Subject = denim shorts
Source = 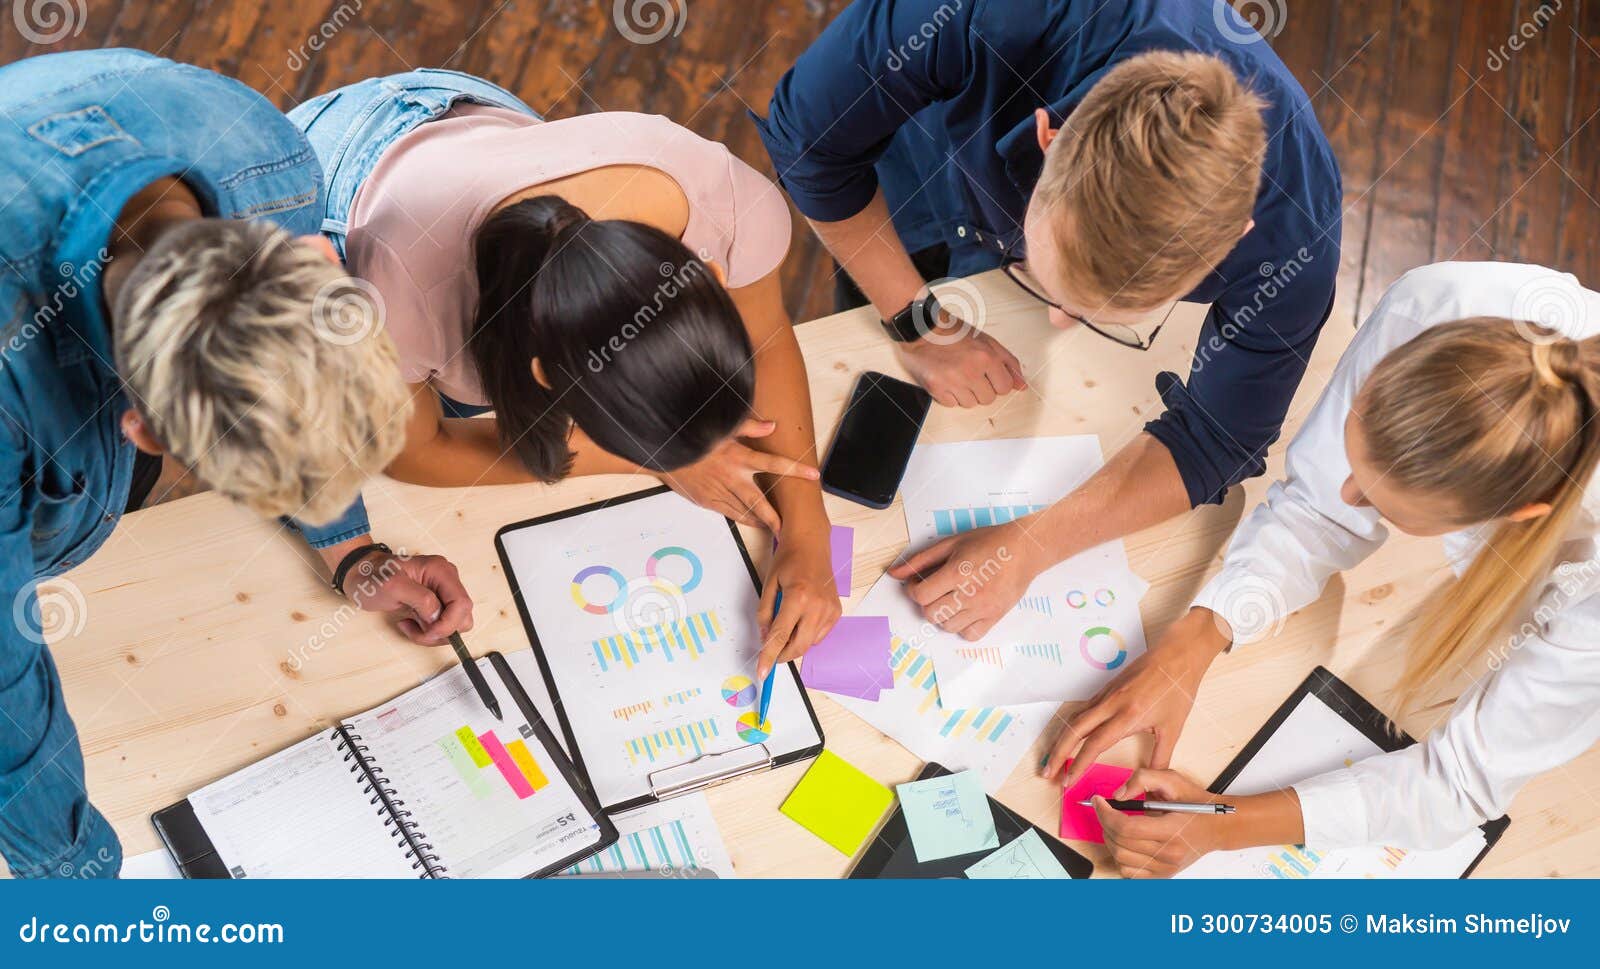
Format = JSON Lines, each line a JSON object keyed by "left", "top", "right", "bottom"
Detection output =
{"left": 286, "top": 68, "right": 540, "bottom": 259}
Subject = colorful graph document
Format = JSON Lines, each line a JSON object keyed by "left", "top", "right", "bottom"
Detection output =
{"left": 964, "top": 830, "right": 1072, "bottom": 879}
{"left": 896, "top": 769, "right": 999, "bottom": 862}
{"left": 829, "top": 577, "right": 1056, "bottom": 792}
{"left": 559, "top": 791, "right": 736, "bottom": 878}
{"left": 1177, "top": 693, "right": 1487, "bottom": 878}
{"left": 897, "top": 436, "right": 1151, "bottom": 708}
{"left": 780, "top": 750, "right": 895, "bottom": 856}
{"left": 498, "top": 491, "right": 822, "bottom": 808}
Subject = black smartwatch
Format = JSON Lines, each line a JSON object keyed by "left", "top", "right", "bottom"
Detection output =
{"left": 881, "top": 292, "right": 943, "bottom": 343}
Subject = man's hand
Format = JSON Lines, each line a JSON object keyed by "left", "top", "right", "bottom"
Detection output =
{"left": 342, "top": 550, "right": 474, "bottom": 646}
{"left": 659, "top": 418, "right": 820, "bottom": 534}
{"left": 755, "top": 523, "right": 843, "bottom": 678}
{"left": 897, "top": 326, "right": 1026, "bottom": 408}
{"left": 1095, "top": 769, "right": 1224, "bottom": 878}
{"left": 1043, "top": 608, "right": 1231, "bottom": 787}
{"left": 886, "top": 520, "right": 1041, "bottom": 640}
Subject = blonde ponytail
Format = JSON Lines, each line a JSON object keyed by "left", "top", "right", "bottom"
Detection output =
{"left": 1357, "top": 321, "right": 1600, "bottom": 709}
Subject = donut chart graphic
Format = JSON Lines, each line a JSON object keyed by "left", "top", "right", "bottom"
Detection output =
{"left": 571, "top": 565, "right": 628, "bottom": 615}
{"left": 646, "top": 546, "right": 703, "bottom": 594}
{"left": 1078, "top": 626, "right": 1128, "bottom": 671}
{"left": 721, "top": 675, "right": 757, "bottom": 707}
{"left": 736, "top": 712, "right": 772, "bottom": 743}
{"left": 1065, "top": 589, "right": 1088, "bottom": 609}
{"left": 1093, "top": 588, "right": 1116, "bottom": 607}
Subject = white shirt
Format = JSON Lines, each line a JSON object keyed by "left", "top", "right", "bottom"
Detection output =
{"left": 1192, "top": 262, "right": 1600, "bottom": 850}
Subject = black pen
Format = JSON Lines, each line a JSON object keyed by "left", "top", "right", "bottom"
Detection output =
{"left": 449, "top": 632, "right": 502, "bottom": 721}
{"left": 1077, "top": 798, "right": 1235, "bottom": 815}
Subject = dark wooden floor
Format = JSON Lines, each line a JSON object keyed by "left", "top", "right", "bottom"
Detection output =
{"left": 5, "top": 1, "right": 1597, "bottom": 326}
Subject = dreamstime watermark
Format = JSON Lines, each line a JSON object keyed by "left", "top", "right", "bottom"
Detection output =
{"left": 1204, "top": 571, "right": 1289, "bottom": 643}
{"left": 285, "top": 551, "right": 408, "bottom": 672}
{"left": 1213, "top": 0, "right": 1287, "bottom": 45}
{"left": 285, "top": 0, "right": 363, "bottom": 71}
{"left": 585, "top": 256, "right": 710, "bottom": 373}
{"left": 612, "top": 0, "right": 686, "bottom": 45}
{"left": 1509, "top": 270, "right": 1588, "bottom": 346}
{"left": 909, "top": 546, "right": 1014, "bottom": 639}
{"left": 310, "top": 275, "right": 385, "bottom": 346}
{"left": 911, "top": 276, "right": 990, "bottom": 346}
{"left": 12, "top": 577, "right": 88, "bottom": 646}
{"left": 1193, "top": 246, "right": 1315, "bottom": 374}
{"left": 884, "top": 0, "right": 962, "bottom": 72}
{"left": 17, "top": 907, "right": 284, "bottom": 945}
{"left": 3, "top": 249, "right": 110, "bottom": 370}
{"left": 1486, "top": 0, "right": 1563, "bottom": 72}
{"left": 1486, "top": 558, "right": 1600, "bottom": 672}
{"left": 11, "top": 0, "right": 85, "bottom": 45}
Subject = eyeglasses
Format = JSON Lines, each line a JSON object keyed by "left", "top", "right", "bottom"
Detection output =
{"left": 1000, "top": 257, "right": 1174, "bottom": 351}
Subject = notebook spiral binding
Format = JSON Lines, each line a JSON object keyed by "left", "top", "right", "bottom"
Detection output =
{"left": 333, "top": 725, "right": 448, "bottom": 878}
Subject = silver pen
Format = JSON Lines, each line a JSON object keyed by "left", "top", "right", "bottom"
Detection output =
{"left": 1076, "top": 798, "right": 1235, "bottom": 815}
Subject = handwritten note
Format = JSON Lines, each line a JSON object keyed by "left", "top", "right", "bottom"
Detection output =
{"left": 800, "top": 616, "right": 893, "bottom": 700}
{"left": 896, "top": 769, "right": 999, "bottom": 862}
{"left": 1059, "top": 761, "right": 1141, "bottom": 843}
{"left": 780, "top": 750, "right": 894, "bottom": 856}
{"left": 965, "top": 829, "right": 1071, "bottom": 879}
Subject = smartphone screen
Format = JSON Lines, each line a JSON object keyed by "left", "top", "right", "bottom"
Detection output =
{"left": 821, "top": 372, "right": 933, "bottom": 509}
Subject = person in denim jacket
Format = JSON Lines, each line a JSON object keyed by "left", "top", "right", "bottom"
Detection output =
{"left": 0, "top": 49, "right": 471, "bottom": 878}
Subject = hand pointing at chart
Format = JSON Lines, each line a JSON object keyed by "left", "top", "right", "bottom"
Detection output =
{"left": 888, "top": 520, "right": 1043, "bottom": 641}
{"left": 756, "top": 519, "right": 842, "bottom": 678}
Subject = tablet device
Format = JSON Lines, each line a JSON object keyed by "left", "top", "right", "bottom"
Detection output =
{"left": 848, "top": 762, "right": 1093, "bottom": 878}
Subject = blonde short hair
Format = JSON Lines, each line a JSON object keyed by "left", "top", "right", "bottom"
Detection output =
{"left": 113, "top": 220, "right": 410, "bottom": 525}
{"left": 1034, "top": 51, "right": 1268, "bottom": 310}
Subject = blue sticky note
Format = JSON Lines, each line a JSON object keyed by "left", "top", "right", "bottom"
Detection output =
{"left": 964, "top": 829, "right": 1071, "bottom": 879}
{"left": 896, "top": 770, "right": 999, "bottom": 862}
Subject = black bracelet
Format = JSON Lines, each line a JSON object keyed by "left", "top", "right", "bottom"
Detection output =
{"left": 331, "top": 542, "right": 392, "bottom": 595}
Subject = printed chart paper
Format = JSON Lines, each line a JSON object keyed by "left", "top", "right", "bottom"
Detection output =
{"left": 829, "top": 576, "right": 1056, "bottom": 792}
{"left": 498, "top": 491, "right": 820, "bottom": 808}
{"left": 558, "top": 791, "right": 735, "bottom": 878}
{"left": 1178, "top": 693, "right": 1488, "bottom": 879}
{"left": 898, "top": 437, "right": 1150, "bottom": 707}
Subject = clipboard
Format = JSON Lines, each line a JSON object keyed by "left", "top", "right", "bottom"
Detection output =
{"left": 153, "top": 652, "right": 617, "bottom": 878}
{"left": 495, "top": 486, "right": 825, "bottom": 814}
{"left": 1207, "top": 665, "right": 1509, "bottom": 878}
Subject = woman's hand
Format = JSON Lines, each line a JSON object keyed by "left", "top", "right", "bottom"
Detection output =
{"left": 755, "top": 523, "right": 843, "bottom": 677}
{"left": 659, "top": 418, "right": 820, "bottom": 534}
{"left": 1095, "top": 768, "right": 1226, "bottom": 878}
{"left": 1043, "top": 607, "right": 1231, "bottom": 787}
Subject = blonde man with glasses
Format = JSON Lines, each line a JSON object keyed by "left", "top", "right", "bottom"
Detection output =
{"left": 756, "top": 0, "right": 1341, "bottom": 640}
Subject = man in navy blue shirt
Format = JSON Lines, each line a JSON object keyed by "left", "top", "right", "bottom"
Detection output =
{"left": 755, "top": 0, "right": 1341, "bottom": 640}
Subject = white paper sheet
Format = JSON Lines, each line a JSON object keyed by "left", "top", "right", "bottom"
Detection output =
{"left": 497, "top": 491, "right": 821, "bottom": 808}
{"left": 829, "top": 576, "right": 1057, "bottom": 792}
{"left": 1178, "top": 693, "right": 1490, "bottom": 879}
{"left": 120, "top": 848, "right": 182, "bottom": 879}
{"left": 556, "top": 791, "right": 736, "bottom": 878}
{"left": 897, "top": 436, "right": 1150, "bottom": 706}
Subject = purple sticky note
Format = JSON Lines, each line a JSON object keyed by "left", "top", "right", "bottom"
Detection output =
{"left": 830, "top": 525, "right": 854, "bottom": 593}
{"left": 801, "top": 616, "right": 892, "bottom": 701}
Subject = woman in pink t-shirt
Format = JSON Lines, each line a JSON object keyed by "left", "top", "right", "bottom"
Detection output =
{"left": 291, "top": 69, "right": 839, "bottom": 669}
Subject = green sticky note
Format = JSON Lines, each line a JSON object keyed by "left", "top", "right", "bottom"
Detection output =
{"left": 780, "top": 750, "right": 894, "bottom": 856}
{"left": 455, "top": 726, "right": 492, "bottom": 768}
{"left": 896, "top": 769, "right": 999, "bottom": 862}
{"left": 964, "top": 829, "right": 1071, "bottom": 879}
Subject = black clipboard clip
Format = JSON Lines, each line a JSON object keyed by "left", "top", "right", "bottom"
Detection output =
{"left": 647, "top": 742, "right": 775, "bottom": 801}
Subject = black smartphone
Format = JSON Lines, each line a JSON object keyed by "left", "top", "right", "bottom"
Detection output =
{"left": 820, "top": 371, "right": 933, "bottom": 509}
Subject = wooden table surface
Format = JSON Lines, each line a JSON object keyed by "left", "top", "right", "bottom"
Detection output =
{"left": 50, "top": 270, "right": 1599, "bottom": 878}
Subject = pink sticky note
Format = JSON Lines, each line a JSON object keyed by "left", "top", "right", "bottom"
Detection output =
{"left": 478, "top": 730, "right": 535, "bottom": 799}
{"left": 1059, "top": 762, "right": 1142, "bottom": 843}
{"left": 801, "top": 616, "right": 892, "bottom": 701}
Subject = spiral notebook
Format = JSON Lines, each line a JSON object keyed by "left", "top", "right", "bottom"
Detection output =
{"left": 151, "top": 652, "right": 616, "bottom": 878}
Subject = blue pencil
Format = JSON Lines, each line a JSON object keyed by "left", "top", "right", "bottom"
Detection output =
{"left": 756, "top": 589, "right": 782, "bottom": 727}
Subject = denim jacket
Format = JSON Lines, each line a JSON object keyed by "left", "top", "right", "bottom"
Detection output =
{"left": 0, "top": 48, "right": 321, "bottom": 877}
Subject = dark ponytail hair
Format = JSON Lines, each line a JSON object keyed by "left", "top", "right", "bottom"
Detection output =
{"left": 468, "top": 196, "right": 755, "bottom": 480}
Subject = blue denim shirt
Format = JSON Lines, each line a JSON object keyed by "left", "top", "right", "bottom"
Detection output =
{"left": 755, "top": 0, "right": 1343, "bottom": 505}
{"left": 0, "top": 49, "right": 322, "bottom": 877}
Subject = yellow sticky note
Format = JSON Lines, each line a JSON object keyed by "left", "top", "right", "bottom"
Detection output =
{"left": 780, "top": 750, "right": 894, "bottom": 856}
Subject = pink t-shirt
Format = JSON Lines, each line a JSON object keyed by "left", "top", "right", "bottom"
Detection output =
{"left": 344, "top": 106, "right": 793, "bottom": 405}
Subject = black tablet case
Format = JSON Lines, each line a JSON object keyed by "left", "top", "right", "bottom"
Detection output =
{"left": 848, "top": 762, "right": 1095, "bottom": 879}
{"left": 494, "top": 486, "right": 825, "bottom": 813}
{"left": 151, "top": 652, "right": 617, "bottom": 879}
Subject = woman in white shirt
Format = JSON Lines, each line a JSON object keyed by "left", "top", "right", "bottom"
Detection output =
{"left": 1040, "top": 262, "right": 1600, "bottom": 876}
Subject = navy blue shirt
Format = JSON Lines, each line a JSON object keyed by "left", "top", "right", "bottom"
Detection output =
{"left": 755, "top": 0, "right": 1343, "bottom": 506}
